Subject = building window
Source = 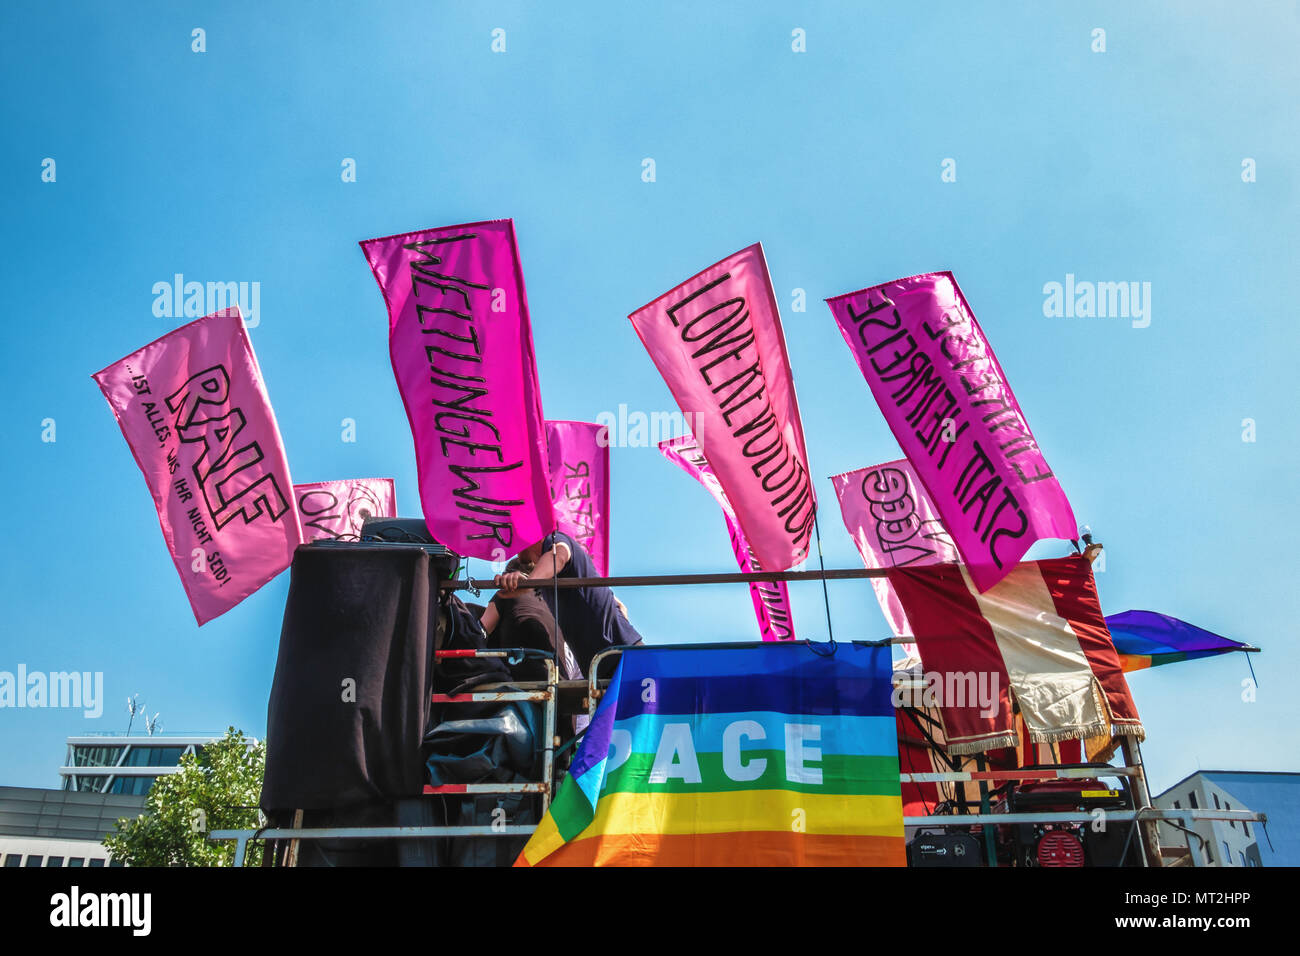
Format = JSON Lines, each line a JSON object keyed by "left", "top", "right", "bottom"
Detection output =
{"left": 1173, "top": 800, "right": 1181, "bottom": 809}
{"left": 1222, "top": 842, "right": 1230, "bottom": 864}
{"left": 24, "top": 856, "right": 43, "bottom": 867}
{"left": 68, "top": 857, "right": 85, "bottom": 867}
{"left": 1244, "top": 821, "right": 1251, "bottom": 838}
{"left": 123, "top": 746, "right": 185, "bottom": 767}
{"left": 1238, "top": 851, "right": 1246, "bottom": 867}
{"left": 3, "top": 855, "right": 22, "bottom": 867}
{"left": 109, "top": 859, "right": 125, "bottom": 868}
{"left": 1213, "top": 793, "right": 1221, "bottom": 809}
{"left": 88, "top": 858, "right": 105, "bottom": 867}
{"left": 1189, "top": 792, "right": 1198, "bottom": 809}
{"left": 46, "top": 856, "right": 64, "bottom": 867}
{"left": 73, "top": 745, "right": 124, "bottom": 768}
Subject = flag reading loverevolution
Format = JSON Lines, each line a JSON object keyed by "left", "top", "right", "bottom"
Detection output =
{"left": 828, "top": 273, "right": 1076, "bottom": 591}
{"left": 830, "top": 460, "right": 956, "bottom": 642}
{"left": 294, "top": 478, "right": 397, "bottom": 542}
{"left": 630, "top": 245, "right": 816, "bottom": 572}
{"left": 517, "top": 644, "right": 905, "bottom": 866}
{"left": 545, "top": 421, "right": 609, "bottom": 575}
{"left": 660, "top": 435, "right": 795, "bottom": 642}
{"left": 92, "top": 308, "right": 300, "bottom": 625}
{"left": 360, "top": 220, "right": 552, "bottom": 560}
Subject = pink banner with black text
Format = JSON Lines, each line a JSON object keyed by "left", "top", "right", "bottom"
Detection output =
{"left": 831, "top": 460, "right": 957, "bottom": 646}
{"left": 295, "top": 478, "right": 397, "bottom": 542}
{"left": 630, "top": 244, "right": 816, "bottom": 572}
{"left": 361, "top": 220, "right": 552, "bottom": 560}
{"left": 545, "top": 421, "right": 609, "bottom": 575}
{"left": 92, "top": 308, "right": 300, "bottom": 625}
{"left": 827, "top": 273, "right": 1076, "bottom": 591}
{"left": 660, "top": 435, "right": 795, "bottom": 642}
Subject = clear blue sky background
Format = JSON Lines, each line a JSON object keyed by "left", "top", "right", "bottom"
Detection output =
{"left": 2, "top": 2, "right": 1295, "bottom": 795}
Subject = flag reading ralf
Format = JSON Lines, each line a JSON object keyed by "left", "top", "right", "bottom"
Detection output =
{"left": 545, "top": 421, "right": 609, "bottom": 576}
{"left": 660, "top": 435, "right": 795, "bottom": 642}
{"left": 828, "top": 273, "right": 1076, "bottom": 591}
{"left": 294, "top": 478, "right": 397, "bottom": 542}
{"left": 361, "top": 220, "right": 552, "bottom": 560}
{"left": 517, "top": 644, "right": 904, "bottom": 866}
{"left": 630, "top": 244, "right": 815, "bottom": 572}
{"left": 831, "top": 460, "right": 956, "bottom": 643}
{"left": 92, "top": 308, "right": 300, "bottom": 625}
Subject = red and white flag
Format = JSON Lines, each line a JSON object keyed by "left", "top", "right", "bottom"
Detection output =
{"left": 889, "top": 556, "right": 1142, "bottom": 755}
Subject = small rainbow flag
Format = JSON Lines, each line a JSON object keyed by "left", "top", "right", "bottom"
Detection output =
{"left": 517, "top": 643, "right": 905, "bottom": 866}
{"left": 1106, "top": 610, "right": 1253, "bottom": 672}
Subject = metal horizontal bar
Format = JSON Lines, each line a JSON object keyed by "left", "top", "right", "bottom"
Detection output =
{"left": 208, "top": 826, "right": 537, "bottom": 841}
{"left": 905, "top": 809, "right": 1266, "bottom": 826}
{"left": 423, "top": 783, "right": 548, "bottom": 794}
{"left": 444, "top": 567, "right": 890, "bottom": 591}
{"left": 431, "top": 691, "right": 551, "bottom": 703}
{"left": 901, "top": 766, "right": 1140, "bottom": 783}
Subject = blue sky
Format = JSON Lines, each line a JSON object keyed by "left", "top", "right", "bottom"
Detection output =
{"left": 1, "top": 2, "right": 1296, "bottom": 795}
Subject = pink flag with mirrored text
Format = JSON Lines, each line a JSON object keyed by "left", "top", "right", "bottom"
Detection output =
{"left": 661, "top": 435, "right": 796, "bottom": 642}
{"left": 92, "top": 308, "right": 301, "bottom": 625}
{"left": 831, "top": 460, "right": 957, "bottom": 645}
{"left": 295, "top": 478, "right": 397, "bottom": 542}
{"left": 361, "top": 220, "right": 553, "bottom": 561}
{"left": 631, "top": 244, "right": 816, "bottom": 572}
{"left": 827, "top": 273, "right": 1076, "bottom": 591}
{"left": 545, "top": 421, "right": 609, "bottom": 575}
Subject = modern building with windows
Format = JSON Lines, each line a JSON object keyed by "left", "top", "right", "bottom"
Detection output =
{"left": 1153, "top": 770, "right": 1300, "bottom": 867}
{"left": 0, "top": 786, "right": 144, "bottom": 868}
{"left": 60, "top": 734, "right": 224, "bottom": 796}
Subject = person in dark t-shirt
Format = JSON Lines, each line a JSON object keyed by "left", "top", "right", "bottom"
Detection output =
{"left": 493, "top": 530, "right": 643, "bottom": 675}
{"left": 479, "top": 559, "right": 580, "bottom": 682}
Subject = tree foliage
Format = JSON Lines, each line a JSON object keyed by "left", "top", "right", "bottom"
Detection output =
{"left": 103, "top": 727, "right": 265, "bottom": 867}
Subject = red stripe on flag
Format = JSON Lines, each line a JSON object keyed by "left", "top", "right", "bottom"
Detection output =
{"left": 1037, "top": 557, "right": 1143, "bottom": 732}
{"left": 889, "top": 563, "right": 1017, "bottom": 753}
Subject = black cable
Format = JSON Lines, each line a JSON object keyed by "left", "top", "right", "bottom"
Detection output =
{"left": 808, "top": 509, "right": 837, "bottom": 656}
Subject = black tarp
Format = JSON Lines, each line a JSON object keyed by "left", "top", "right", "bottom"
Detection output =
{"left": 261, "top": 545, "right": 442, "bottom": 812}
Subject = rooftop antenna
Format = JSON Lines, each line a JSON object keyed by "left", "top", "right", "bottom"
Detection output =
{"left": 126, "top": 695, "right": 144, "bottom": 735}
{"left": 145, "top": 712, "right": 163, "bottom": 736}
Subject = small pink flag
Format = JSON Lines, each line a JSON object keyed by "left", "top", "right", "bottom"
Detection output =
{"left": 295, "top": 478, "right": 397, "bottom": 542}
{"left": 630, "top": 244, "right": 816, "bottom": 572}
{"left": 92, "top": 308, "right": 300, "bottom": 625}
{"left": 544, "top": 421, "right": 610, "bottom": 576}
{"left": 361, "top": 220, "right": 553, "bottom": 560}
{"left": 660, "top": 435, "right": 796, "bottom": 642}
{"left": 831, "top": 460, "right": 957, "bottom": 645}
{"left": 827, "top": 273, "right": 1077, "bottom": 591}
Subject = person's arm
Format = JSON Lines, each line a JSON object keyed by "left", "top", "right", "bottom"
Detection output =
{"left": 493, "top": 540, "right": 572, "bottom": 592}
{"left": 480, "top": 600, "right": 500, "bottom": 635}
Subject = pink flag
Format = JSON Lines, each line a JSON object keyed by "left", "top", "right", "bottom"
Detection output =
{"left": 830, "top": 461, "right": 957, "bottom": 644}
{"left": 545, "top": 421, "right": 610, "bottom": 576}
{"left": 827, "top": 273, "right": 1076, "bottom": 591}
{"left": 92, "top": 308, "right": 300, "bottom": 625}
{"left": 295, "top": 478, "right": 397, "bottom": 542}
{"left": 360, "top": 220, "right": 552, "bottom": 561}
{"left": 660, "top": 435, "right": 796, "bottom": 642}
{"left": 630, "top": 244, "right": 815, "bottom": 572}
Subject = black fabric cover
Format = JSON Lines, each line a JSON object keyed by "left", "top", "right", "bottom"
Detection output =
{"left": 489, "top": 589, "right": 581, "bottom": 681}
{"left": 261, "top": 545, "right": 441, "bottom": 812}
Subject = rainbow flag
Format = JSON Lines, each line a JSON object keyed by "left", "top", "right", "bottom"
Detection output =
{"left": 1105, "top": 610, "right": 1253, "bottom": 672}
{"left": 517, "top": 644, "right": 905, "bottom": 866}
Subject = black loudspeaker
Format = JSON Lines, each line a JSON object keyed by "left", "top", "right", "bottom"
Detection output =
{"left": 356, "top": 516, "right": 461, "bottom": 580}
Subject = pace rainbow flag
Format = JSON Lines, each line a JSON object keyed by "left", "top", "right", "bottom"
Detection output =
{"left": 516, "top": 644, "right": 905, "bottom": 866}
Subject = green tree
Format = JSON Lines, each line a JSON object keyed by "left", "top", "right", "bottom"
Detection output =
{"left": 103, "top": 727, "right": 265, "bottom": 866}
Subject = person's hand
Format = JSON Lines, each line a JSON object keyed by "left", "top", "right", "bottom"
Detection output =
{"left": 494, "top": 570, "right": 527, "bottom": 595}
